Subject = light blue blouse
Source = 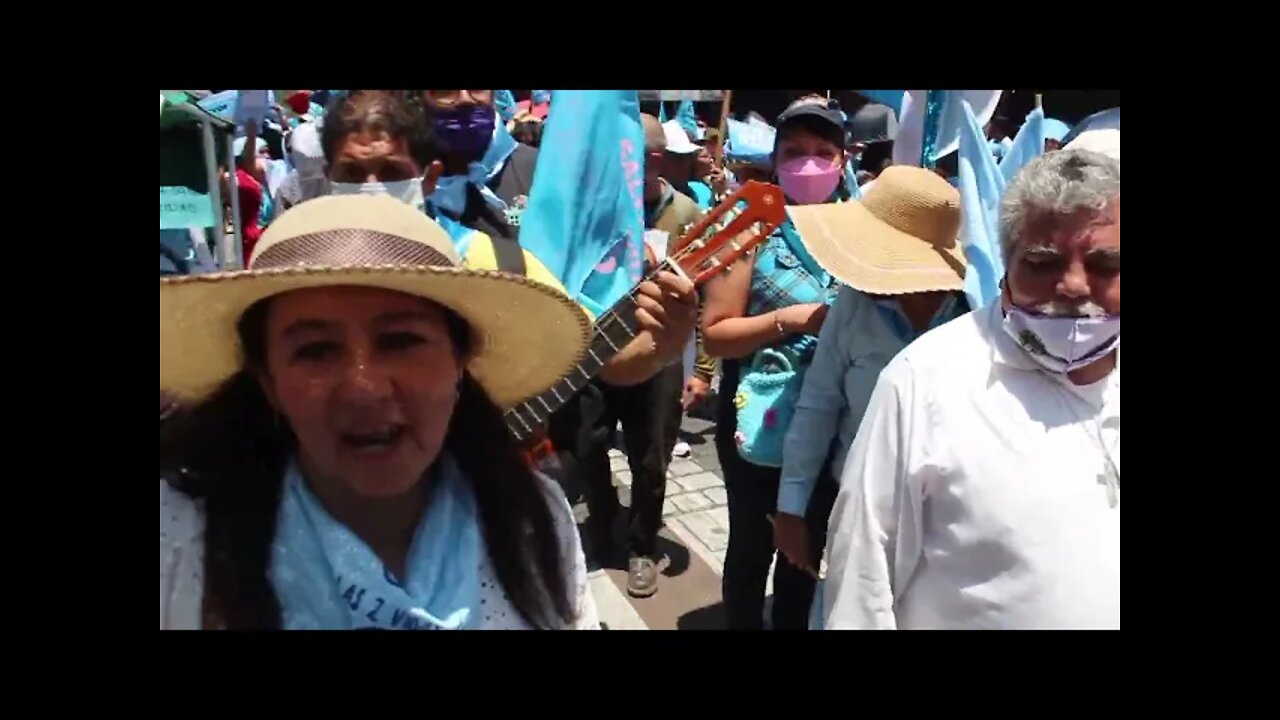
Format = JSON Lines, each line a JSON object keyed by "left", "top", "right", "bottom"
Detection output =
{"left": 777, "top": 286, "right": 967, "bottom": 516}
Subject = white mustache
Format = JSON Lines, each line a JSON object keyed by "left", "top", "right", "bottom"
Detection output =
{"left": 1034, "top": 300, "right": 1108, "bottom": 318}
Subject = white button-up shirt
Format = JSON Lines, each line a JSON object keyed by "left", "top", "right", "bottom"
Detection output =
{"left": 824, "top": 302, "right": 1119, "bottom": 629}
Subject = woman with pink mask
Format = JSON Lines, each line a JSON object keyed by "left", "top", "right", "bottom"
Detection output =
{"left": 700, "top": 96, "right": 849, "bottom": 629}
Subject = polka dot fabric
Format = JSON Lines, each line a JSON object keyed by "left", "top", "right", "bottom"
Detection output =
{"left": 159, "top": 481, "right": 205, "bottom": 630}
{"left": 159, "top": 476, "right": 599, "bottom": 630}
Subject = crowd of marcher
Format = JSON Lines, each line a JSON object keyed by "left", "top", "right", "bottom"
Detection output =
{"left": 160, "top": 89, "right": 1119, "bottom": 630}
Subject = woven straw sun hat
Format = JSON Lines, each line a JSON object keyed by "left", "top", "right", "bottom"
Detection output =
{"left": 159, "top": 193, "right": 591, "bottom": 409}
{"left": 786, "top": 165, "right": 966, "bottom": 295}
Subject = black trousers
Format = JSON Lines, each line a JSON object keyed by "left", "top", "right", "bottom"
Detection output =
{"left": 548, "top": 364, "right": 685, "bottom": 558}
{"left": 714, "top": 365, "right": 838, "bottom": 630}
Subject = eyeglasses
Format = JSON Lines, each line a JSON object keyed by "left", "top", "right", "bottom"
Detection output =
{"left": 425, "top": 90, "right": 493, "bottom": 107}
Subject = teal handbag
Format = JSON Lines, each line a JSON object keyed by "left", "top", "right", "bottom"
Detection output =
{"left": 734, "top": 347, "right": 808, "bottom": 468}
{"left": 734, "top": 221, "right": 833, "bottom": 467}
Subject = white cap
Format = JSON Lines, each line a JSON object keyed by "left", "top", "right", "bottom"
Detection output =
{"left": 662, "top": 120, "right": 700, "bottom": 155}
{"left": 1065, "top": 128, "right": 1120, "bottom": 160}
{"left": 1062, "top": 108, "right": 1120, "bottom": 161}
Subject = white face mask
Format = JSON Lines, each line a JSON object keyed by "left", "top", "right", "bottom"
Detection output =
{"left": 330, "top": 177, "right": 425, "bottom": 211}
{"left": 1002, "top": 306, "right": 1121, "bottom": 374}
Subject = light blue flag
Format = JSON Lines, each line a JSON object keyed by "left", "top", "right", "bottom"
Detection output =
{"left": 957, "top": 101, "right": 1007, "bottom": 310}
{"left": 658, "top": 101, "right": 668, "bottom": 123}
{"left": 495, "top": 90, "right": 517, "bottom": 123}
{"left": 999, "top": 108, "right": 1044, "bottom": 185}
{"left": 1043, "top": 118, "right": 1071, "bottom": 143}
{"left": 676, "top": 100, "right": 700, "bottom": 139}
{"left": 518, "top": 90, "right": 646, "bottom": 318}
{"left": 855, "top": 90, "right": 906, "bottom": 117}
{"left": 957, "top": 103, "right": 1045, "bottom": 310}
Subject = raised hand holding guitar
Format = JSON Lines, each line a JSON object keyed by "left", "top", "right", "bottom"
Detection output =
{"left": 637, "top": 271, "right": 698, "bottom": 356}
{"left": 509, "top": 181, "right": 788, "bottom": 471}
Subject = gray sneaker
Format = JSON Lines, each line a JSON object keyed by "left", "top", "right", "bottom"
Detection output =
{"left": 627, "top": 556, "right": 659, "bottom": 598}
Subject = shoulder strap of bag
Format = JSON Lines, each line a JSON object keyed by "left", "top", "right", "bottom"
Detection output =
{"left": 491, "top": 236, "right": 527, "bottom": 276}
{"left": 778, "top": 220, "right": 829, "bottom": 282}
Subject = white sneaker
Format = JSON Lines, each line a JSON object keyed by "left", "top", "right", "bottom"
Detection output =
{"left": 671, "top": 441, "right": 691, "bottom": 459}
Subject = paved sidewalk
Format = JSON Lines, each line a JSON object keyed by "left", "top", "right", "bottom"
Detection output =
{"left": 580, "top": 411, "right": 767, "bottom": 630}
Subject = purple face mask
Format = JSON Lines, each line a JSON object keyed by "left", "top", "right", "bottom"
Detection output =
{"left": 435, "top": 105, "right": 496, "bottom": 159}
{"left": 1002, "top": 306, "right": 1121, "bottom": 374}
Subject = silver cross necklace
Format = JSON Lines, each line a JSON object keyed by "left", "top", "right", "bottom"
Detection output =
{"left": 1051, "top": 380, "right": 1120, "bottom": 509}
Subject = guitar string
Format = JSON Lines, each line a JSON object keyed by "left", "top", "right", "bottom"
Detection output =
{"left": 505, "top": 193, "right": 780, "bottom": 440}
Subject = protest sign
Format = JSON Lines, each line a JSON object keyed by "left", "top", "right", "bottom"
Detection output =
{"left": 725, "top": 117, "right": 775, "bottom": 165}
{"left": 160, "top": 186, "right": 215, "bottom": 229}
{"left": 197, "top": 91, "right": 238, "bottom": 122}
{"left": 233, "top": 90, "right": 271, "bottom": 128}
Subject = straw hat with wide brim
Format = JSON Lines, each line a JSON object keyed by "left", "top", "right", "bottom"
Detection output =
{"left": 786, "top": 165, "right": 966, "bottom": 296}
{"left": 160, "top": 194, "right": 591, "bottom": 409}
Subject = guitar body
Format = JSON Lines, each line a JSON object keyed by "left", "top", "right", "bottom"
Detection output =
{"left": 507, "top": 181, "right": 787, "bottom": 473}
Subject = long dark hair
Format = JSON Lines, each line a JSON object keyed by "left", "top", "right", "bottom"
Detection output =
{"left": 160, "top": 297, "right": 575, "bottom": 629}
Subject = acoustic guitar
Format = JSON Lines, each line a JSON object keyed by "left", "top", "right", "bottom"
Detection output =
{"left": 506, "top": 180, "right": 787, "bottom": 471}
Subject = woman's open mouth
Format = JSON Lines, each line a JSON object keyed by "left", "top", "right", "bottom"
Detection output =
{"left": 340, "top": 425, "right": 407, "bottom": 457}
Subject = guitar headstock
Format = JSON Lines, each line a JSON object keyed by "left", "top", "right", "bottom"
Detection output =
{"left": 669, "top": 181, "right": 786, "bottom": 286}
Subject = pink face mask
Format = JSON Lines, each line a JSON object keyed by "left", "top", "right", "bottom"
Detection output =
{"left": 777, "top": 155, "right": 842, "bottom": 205}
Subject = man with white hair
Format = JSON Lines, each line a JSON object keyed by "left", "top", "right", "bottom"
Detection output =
{"left": 823, "top": 148, "right": 1120, "bottom": 629}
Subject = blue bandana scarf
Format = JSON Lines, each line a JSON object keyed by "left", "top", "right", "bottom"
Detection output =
{"left": 269, "top": 455, "right": 483, "bottom": 630}
{"left": 428, "top": 111, "right": 520, "bottom": 218}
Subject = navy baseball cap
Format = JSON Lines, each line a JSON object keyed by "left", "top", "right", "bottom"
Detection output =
{"left": 776, "top": 98, "right": 846, "bottom": 132}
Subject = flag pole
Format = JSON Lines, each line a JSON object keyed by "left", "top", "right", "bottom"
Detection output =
{"left": 711, "top": 90, "right": 734, "bottom": 203}
{"left": 714, "top": 90, "right": 733, "bottom": 166}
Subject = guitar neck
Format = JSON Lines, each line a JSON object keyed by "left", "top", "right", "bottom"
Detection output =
{"left": 504, "top": 286, "right": 646, "bottom": 441}
{"left": 505, "top": 180, "right": 786, "bottom": 446}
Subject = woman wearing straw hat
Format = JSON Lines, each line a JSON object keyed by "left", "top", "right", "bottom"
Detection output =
{"left": 700, "top": 95, "right": 853, "bottom": 630}
{"left": 159, "top": 194, "right": 600, "bottom": 630}
{"left": 776, "top": 166, "right": 971, "bottom": 608}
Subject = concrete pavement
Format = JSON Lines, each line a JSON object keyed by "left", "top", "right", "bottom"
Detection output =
{"left": 576, "top": 413, "right": 768, "bottom": 630}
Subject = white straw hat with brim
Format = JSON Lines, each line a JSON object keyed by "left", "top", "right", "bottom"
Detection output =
{"left": 786, "top": 165, "right": 966, "bottom": 296}
{"left": 160, "top": 194, "right": 592, "bottom": 409}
